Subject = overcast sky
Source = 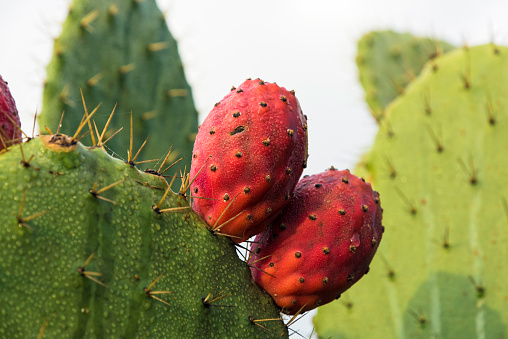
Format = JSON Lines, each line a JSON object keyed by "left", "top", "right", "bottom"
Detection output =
{"left": 0, "top": 0, "right": 506, "bottom": 336}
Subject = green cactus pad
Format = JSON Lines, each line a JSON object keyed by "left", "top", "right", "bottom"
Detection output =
{"left": 39, "top": 0, "right": 198, "bottom": 170}
{"left": 0, "top": 136, "right": 288, "bottom": 338}
{"left": 356, "top": 30, "right": 454, "bottom": 121}
{"left": 314, "top": 44, "right": 508, "bottom": 338}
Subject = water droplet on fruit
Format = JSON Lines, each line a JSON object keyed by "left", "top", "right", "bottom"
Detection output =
{"left": 351, "top": 233, "right": 361, "bottom": 248}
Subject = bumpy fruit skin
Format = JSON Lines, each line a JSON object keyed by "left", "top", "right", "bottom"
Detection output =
{"left": 249, "top": 168, "right": 383, "bottom": 315}
{"left": 0, "top": 75, "right": 21, "bottom": 150}
{"left": 190, "top": 79, "right": 308, "bottom": 243}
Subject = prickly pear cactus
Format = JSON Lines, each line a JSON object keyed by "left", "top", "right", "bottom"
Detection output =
{"left": 314, "top": 44, "right": 508, "bottom": 338}
{"left": 39, "top": 0, "right": 198, "bottom": 169}
{"left": 357, "top": 30, "right": 454, "bottom": 121}
{"left": 0, "top": 134, "right": 288, "bottom": 338}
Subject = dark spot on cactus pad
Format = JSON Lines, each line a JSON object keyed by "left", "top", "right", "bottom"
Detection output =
{"left": 347, "top": 274, "right": 354, "bottom": 281}
{"left": 323, "top": 247, "right": 330, "bottom": 254}
{"left": 286, "top": 168, "right": 291, "bottom": 175}
{"left": 269, "top": 262, "right": 274, "bottom": 267}
{"left": 267, "top": 208, "right": 272, "bottom": 214}
{"left": 339, "top": 209, "right": 346, "bottom": 215}
{"left": 309, "top": 214, "right": 317, "bottom": 220}
{"left": 265, "top": 175, "right": 271, "bottom": 182}
{"left": 210, "top": 165, "right": 217, "bottom": 172}
{"left": 295, "top": 251, "right": 302, "bottom": 258}
{"left": 349, "top": 244, "right": 357, "bottom": 253}
{"left": 342, "top": 177, "right": 349, "bottom": 184}
{"left": 236, "top": 88, "right": 243, "bottom": 93}
{"left": 235, "top": 151, "right": 243, "bottom": 158}
{"left": 243, "top": 187, "right": 250, "bottom": 194}
{"left": 287, "top": 129, "right": 294, "bottom": 137}
{"left": 232, "top": 111, "right": 241, "bottom": 118}
{"left": 230, "top": 125, "right": 246, "bottom": 136}
{"left": 371, "top": 238, "right": 377, "bottom": 247}
{"left": 315, "top": 184, "right": 322, "bottom": 188}
{"left": 280, "top": 95, "right": 287, "bottom": 102}
{"left": 259, "top": 102, "right": 267, "bottom": 107}
{"left": 280, "top": 223, "right": 287, "bottom": 230}
{"left": 290, "top": 89, "right": 296, "bottom": 95}
{"left": 231, "top": 86, "right": 236, "bottom": 91}
{"left": 323, "top": 277, "right": 329, "bottom": 284}
{"left": 223, "top": 193, "right": 230, "bottom": 202}
{"left": 361, "top": 205, "right": 369, "bottom": 212}
{"left": 299, "top": 277, "right": 305, "bottom": 283}
{"left": 262, "top": 138, "right": 270, "bottom": 146}
{"left": 209, "top": 127, "right": 215, "bottom": 135}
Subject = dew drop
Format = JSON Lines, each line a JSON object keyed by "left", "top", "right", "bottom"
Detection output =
{"left": 351, "top": 233, "right": 361, "bottom": 248}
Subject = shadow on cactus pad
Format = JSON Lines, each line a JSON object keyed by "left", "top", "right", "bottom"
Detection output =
{"left": 403, "top": 272, "right": 506, "bottom": 338}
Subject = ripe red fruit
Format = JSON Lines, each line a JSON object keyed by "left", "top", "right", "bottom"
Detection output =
{"left": 0, "top": 75, "right": 22, "bottom": 151}
{"left": 189, "top": 79, "right": 308, "bottom": 243}
{"left": 249, "top": 168, "right": 383, "bottom": 314}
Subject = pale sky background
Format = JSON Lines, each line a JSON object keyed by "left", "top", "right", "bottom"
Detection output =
{"left": 0, "top": 0, "right": 506, "bottom": 337}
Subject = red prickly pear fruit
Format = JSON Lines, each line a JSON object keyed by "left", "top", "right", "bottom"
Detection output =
{"left": 189, "top": 79, "right": 308, "bottom": 243}
{"left": 248, "top": 168, "right": 383, "bottom": 315}
{"left": 0, "top": 75, "right": 22, "bottom": 151}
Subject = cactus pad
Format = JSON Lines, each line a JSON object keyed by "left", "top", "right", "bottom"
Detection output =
{"left": 356, "top": 30, "right": 454, "bottom": 121}
{"left": 0, "top": 135, "right": 288, "bottom": 338}
{"left": 39, "top": 0, "right": 198, "bottom": 170}
{"left": 314, "top": 44, "right": 508, "bottom": 338}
